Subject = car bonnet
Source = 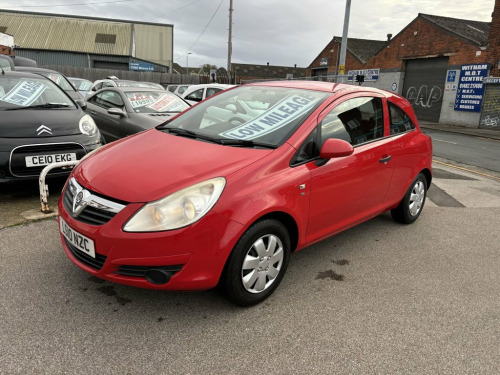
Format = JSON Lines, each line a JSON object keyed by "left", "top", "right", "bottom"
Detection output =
{"left": 73, "top": 128, "right": 273, "bottom": 202}
{"left": 0, "top": 108, "right": 85, "bottom": 138}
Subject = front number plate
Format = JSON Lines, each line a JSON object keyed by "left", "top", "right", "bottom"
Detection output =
{"left": 60, "top": 218, "right": 96, "bottom": 258}
{"left": 25, "top": 153, "right": 77, "bottom": 167}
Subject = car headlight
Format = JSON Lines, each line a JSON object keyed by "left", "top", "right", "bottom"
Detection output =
{"left": 123, "top": 177, "right": 226, "bottom": 232}
{"left": 79, "top": 114, "right": 97, "bottom": 136}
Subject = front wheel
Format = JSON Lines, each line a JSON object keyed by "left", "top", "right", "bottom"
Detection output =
{"left": 391, "top": 173, "right": 428, "bottom": 224}
{"left": 219, "top": 219, "right": 291, "bottom": 306}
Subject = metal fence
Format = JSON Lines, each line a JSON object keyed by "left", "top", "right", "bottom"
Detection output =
{"left": 240, "top": 75, "right": 352, "bottom": 84}
{"left": 40, "top": 65, "right": 200, "bottom": 86}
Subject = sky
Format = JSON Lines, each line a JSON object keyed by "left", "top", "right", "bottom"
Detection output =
{"left": 1, "top": 0, "right": 496, "bottom": 69}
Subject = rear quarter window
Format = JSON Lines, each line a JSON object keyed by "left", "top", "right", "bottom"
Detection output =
{"left": 389, "top": 103, "right": 416, "bottom": 134}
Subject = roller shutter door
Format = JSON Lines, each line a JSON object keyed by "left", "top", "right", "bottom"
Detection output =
{"left": 402, "top": 57, "right": 449, "bottom": 122}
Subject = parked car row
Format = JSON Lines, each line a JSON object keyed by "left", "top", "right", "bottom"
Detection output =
{"left": 0, "top": 60, "right": 235, "bottom": 184}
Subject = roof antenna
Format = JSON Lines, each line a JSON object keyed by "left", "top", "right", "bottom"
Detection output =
{"left": 1, "top": 68, "right": 5, "bottom": 75}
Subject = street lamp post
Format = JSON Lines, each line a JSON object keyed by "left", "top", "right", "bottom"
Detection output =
{"left": 186, "top": 52, "right": 192, "bottom": 75}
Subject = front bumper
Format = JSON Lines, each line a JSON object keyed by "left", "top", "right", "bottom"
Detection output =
{"left": 0, "top": 134, "right": 102, "bottom": 183}
{"left": 58, "top": 182, "right": 245, "bottom": 291}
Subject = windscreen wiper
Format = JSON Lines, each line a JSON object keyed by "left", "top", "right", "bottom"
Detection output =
{"left": 162, "top": 127, "right": 223, "bottom": 144}
{"left": 5, "top": 103, "right": 72, "bottom": 110}
{"left": 218, "top": 138, "right": 277, "bottom": 149}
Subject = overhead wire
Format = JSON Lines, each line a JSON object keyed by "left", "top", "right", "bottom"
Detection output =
{"left": 175, "top": 0, "right": 224, "bottom": 62}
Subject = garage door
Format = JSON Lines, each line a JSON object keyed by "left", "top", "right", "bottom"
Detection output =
{"left": 402, "top": 57, "right": 449, "bottom": 122}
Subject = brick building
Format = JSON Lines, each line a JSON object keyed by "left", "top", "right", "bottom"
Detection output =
{"left": 308, "top": 0, "right": 500, "bottom": 127}
{"left": 307, "top": 37, "right": 386, "bottom": 78}
{"left": 232, "top": 63, "right": 307, "bottom": 84}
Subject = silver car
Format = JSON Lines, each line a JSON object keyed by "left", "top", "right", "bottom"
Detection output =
{"left": 85, "top": 87, "right": 190, "bottom": 142}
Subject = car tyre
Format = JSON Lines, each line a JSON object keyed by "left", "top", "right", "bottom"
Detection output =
{"left": 219, "top": 219, "right": 291, "bottom": 307}
{"left": 391, "top": 173, "right": 427, "bottom": 224}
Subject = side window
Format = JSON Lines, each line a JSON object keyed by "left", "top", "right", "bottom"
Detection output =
{"left": 206, "top": 87, "right": 222, "bottom": 98}
{"left": 291, "top": 128, "right": 318, "bottom": 165}
{"left": 321, "top": 97, "right": 384, "bottom": 146}
{"left": 389, "top": 103, "right": 415, "bottom": 134}
{"left": 92, "top": 82, "right": 102, "bottom": 91}
{"left": 93, "top": 91, "right": 124, "bottom": 110}
{"left": 186, "top": 88, "right": 204, "bottom": 102}
{"left": 177, "top": 86, "right": 188, "bottom": 95}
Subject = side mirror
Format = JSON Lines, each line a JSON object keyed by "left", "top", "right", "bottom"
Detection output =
{"left": 75, "top": 99, "right": 87, "bottom": 110}
{"left": 319, "top": 138, "right": 354, "bottom": 159}
{"left": 108, "top": 108, "right": 126, "bottom": 117}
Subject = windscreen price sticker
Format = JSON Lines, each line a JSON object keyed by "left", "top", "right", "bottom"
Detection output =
{"left": 219, "top": 93, "right": 323, "bottom": 140}
{"left": 128, "top": 93, "right": 155, "bottom": 108}
{"left": 2, "top": 80, "right": 46, "bottom": 106}
{"left": 147, "top": 94, "right": 184, "bottom": 112}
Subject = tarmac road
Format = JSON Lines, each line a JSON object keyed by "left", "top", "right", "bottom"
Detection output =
{"left": 1, "top": 162, "right": 500, "bottom": 374}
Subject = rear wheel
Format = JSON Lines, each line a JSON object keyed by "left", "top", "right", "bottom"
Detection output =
{"left": 219, "top": 219, "right": 291, "bottom": 306}
{"left": 391, "top": 173, "right": 427, "bottom": 224}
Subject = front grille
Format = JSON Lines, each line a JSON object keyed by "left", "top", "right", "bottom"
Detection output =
{"left": 114, "top": 265, "right": 183, "bottom": 278}
{"left": 64, "top": 238, "right": 107, "bottom": 270}
{"left": 62, "top": 182, "right": 127, "bottom": 226}
{"left": 10, "top": 143, "right": 86, "bottom": 177}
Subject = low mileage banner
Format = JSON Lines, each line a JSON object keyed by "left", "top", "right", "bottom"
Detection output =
{"left": 454, "top": 64, "right": 488, "bottom": 112}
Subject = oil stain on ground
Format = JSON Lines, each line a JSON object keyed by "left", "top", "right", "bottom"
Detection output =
{"left": 96, "top": 285, "right": 132, "bottom": 306}
{"left": 316, "top": 270, "right": 344, "bottom": 281}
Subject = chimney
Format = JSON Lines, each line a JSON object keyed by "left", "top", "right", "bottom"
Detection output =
{"left": 488, "top": 0, "right": 500, "bottom": 75}
{"left": 387, "top": 33, "right": 392, "bottom": 42}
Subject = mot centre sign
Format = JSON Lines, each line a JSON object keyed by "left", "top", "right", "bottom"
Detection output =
{"left": 454, "top": 64, "right": 488, "bottom": 112}
{"left": 347, "top": 68, "right": 380, "bottom": 82}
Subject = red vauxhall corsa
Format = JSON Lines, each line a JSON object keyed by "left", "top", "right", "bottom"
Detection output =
{"left": 58, "top": 81, "right": 432, "bottom": 306}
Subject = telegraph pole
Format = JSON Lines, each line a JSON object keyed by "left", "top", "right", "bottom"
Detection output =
{"left": 338, "top": 0, "right": 351, "bottom": 78}
{"left": 227, "top": 0, "right": 233, "bottom": 83}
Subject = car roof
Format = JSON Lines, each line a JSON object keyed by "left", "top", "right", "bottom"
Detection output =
{"left": 15, "top": 66, "right": 61, "bottom": 74}
{"left": 96, "top": 87, "right": 173, "bottom": 95}
{"left": 244, "top": 80, "right": 393, "bottom": 97}
{"left": 68, "top": 77, "right": 90, "bottom": 81}
{"left": 0, "top": 70, "right": 53, "bottom": 79}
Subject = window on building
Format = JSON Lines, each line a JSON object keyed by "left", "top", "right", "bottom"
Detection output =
{"left": 95, "top": 33, "right": 117, "bottom": 44}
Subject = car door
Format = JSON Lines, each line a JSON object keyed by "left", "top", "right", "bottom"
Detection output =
{"left": 86, "top": 90, "right": 126, "bottom": 142}
{"left": 305, "top": 94, "right": 395, "bottom": 243}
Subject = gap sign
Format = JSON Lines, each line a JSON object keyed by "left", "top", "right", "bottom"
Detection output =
{"left": 454, "top": 64, "right": 488, "bottom": 112}
{"left": 129, "top": 62, "right": 154, "bottom": 72}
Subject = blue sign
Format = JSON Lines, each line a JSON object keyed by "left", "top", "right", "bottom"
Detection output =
{"left": 454, "top": 64, "right": 488, "bottom": 112}
{"left": 129, "top": 62, "right": 154, "bottom": 72}
{"left": 447, "top": 70, "right": 456, "bottom": 82}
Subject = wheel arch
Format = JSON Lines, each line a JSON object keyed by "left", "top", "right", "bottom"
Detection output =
{"left": 253, "top": 211, "right": 299, "bottom": 253}
{"left": 420, "top": 167, "right": 432, "bottom": 188}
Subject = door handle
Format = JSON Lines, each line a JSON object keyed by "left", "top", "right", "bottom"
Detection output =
{"left": 379, "top": 155, "right": 392, "bottom": 163}
{"left": 91, "top": 111, "right": 97, "bottom": 115}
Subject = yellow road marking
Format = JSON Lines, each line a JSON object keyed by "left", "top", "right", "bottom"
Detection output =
{"left": 433, "top": 160, "right": 500, "bottom": 182}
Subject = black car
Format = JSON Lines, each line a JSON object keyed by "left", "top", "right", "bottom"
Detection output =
{"left": 85, "top": 87, "right": 190, "bottom": 142}
{"left": 0, "top": 71, "right": 103, "bottom": 184}
{"left": 15, "top": 67, "right": 84, "bottom": 101}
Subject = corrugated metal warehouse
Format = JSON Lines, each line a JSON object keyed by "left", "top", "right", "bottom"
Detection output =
{"left": 0, "top": 9, "right": 173, "bottom": 73}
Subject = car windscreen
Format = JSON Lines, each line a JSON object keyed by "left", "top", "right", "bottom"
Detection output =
{"left": 125, "top": 91, "right": 190, "bottom": 113}
{"left": 0, "top": 76, "right": 75, "bottom": 110}
{"left": 69, "top": 79, "right": 92, "bottom": 91}
{"left": 43, "top": 72, "right": 74, "bottom": 91}
{"left": 162, "top": 86, "right": 330, "bottom": 146}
